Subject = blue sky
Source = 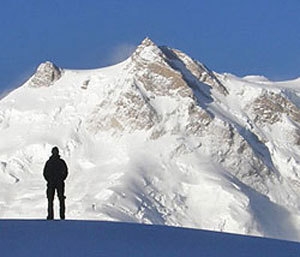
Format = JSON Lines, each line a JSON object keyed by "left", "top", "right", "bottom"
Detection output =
{"left": 1, "top": 0, "right": 300, "bottom": 92}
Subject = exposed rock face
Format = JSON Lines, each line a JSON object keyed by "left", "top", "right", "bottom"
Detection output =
{"left": 87, "top": 82, "right": 159, "bottom": 133}
{"left": 29, "top": 61, "right": 62, "bottom": 87}
{"left": 130, "top": 38, "right": 194, "bottom": 98}
{"left": 160, "top": 47, "right": 229, "bottom": 96}
{"left": 251, "top": 91, "right": 300, "bottom": 125}
{"left": 185, "top": 103, "right": 212, "bottom": 136}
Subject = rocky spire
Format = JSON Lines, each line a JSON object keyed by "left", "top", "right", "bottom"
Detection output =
{"left": 131, "top": 37, "right": 165, "bottom": 64}
{"left": 139, "top": 37, "right": 157, "bottom": 47}
{"left": 29, "top": 61, "right": 62, "bottom": 87}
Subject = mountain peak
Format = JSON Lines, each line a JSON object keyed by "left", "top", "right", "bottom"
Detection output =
{"left": 130, "top": 37, "right": 164, "bottom": 63}
{"left": 140, "top": 37, "right": 157, "bottom": 47}
{"left": 29, "top": 61, "right": 62, "bottom": 87}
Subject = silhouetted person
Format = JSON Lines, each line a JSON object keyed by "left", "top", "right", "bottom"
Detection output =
{"left": 43, "top": 146, "right": 68, "bottom": 220}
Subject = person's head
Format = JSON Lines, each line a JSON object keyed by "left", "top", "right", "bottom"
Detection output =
{"left": 51, "top": 146, "right": 59, "bottom": 156}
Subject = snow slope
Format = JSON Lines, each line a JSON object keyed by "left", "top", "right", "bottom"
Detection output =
{"left": 1, "top": 38, "right": 300, "bottom": 242}
{"left": 1, "top": 220, "right": 300, "bottom": 257}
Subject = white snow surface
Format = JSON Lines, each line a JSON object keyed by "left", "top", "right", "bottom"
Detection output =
{"left": 1, "top": 220, "right": 300, "bottom": 257}
{"left": 1, "top": 38, "right": 300, "bottom": 242}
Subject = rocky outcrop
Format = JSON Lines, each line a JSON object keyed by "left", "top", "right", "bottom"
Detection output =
{"left": 129, "top": 38, "right": 194, "bottom": 98}
{"left": 29, "top": 61, "right": 62, "bottom": 87}
{"left": 86, "top": 82, "right": 160, "bottom": 133}
{"left": 251, "top": 91, "right": 300, "bottom": 125}
{"left": 160, "top": 47, "right": 229, "bottom": 96}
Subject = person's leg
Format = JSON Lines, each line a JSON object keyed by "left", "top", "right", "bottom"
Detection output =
{"left": 46, "top": 186, "right": 55, "bottom": 220}
{"left": 57, "top": 182, "right": 66, "bottom": 220}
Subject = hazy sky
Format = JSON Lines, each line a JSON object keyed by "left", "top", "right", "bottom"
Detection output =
{"left": 1, "top": 0, "right": 300, "bottom": 92}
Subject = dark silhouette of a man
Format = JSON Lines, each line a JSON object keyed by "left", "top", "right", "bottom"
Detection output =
{"left": 43, "top": 146, "right": 68, "bottom": 220}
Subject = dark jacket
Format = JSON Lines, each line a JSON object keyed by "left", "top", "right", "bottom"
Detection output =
{"left": 43, "top": 154, "right": 68, "bottom": 185}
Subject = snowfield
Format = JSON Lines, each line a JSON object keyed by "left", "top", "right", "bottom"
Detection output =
{"left": 1, "top": 220, "right": 300, "bottom": 257}
{"left": 1, "top": 38, "right": 300, "bottom": 242}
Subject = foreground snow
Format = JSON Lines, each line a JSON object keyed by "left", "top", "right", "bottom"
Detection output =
{"left": 0, "top": 220, "right": 299, "bottom": 257}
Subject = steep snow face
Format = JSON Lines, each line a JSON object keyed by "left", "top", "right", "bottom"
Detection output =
{"left": 1, "top": 38, "right": 300, "bottom": 242}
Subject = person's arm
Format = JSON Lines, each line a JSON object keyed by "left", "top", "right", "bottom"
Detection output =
{"left": 43, "top": 161, "right": 50, "bottom": 181}
{"left": 61, "top": 160, "right": 68, "bottom": 180}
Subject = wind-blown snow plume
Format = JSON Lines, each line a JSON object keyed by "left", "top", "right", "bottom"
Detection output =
{"left": 109, "top": 43, "right": 136, "bottom": 65}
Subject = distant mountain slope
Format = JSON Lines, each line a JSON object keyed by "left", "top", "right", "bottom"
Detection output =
{"left": 1, "top": 38, "right": 300, "bottom": 241}
{"left": 1, "top": 220, "right": 300, "bottom": 257}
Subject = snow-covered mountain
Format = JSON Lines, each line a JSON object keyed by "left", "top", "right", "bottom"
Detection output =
{"left": 1, "top": 38, "right": 300, "bottom": 241}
